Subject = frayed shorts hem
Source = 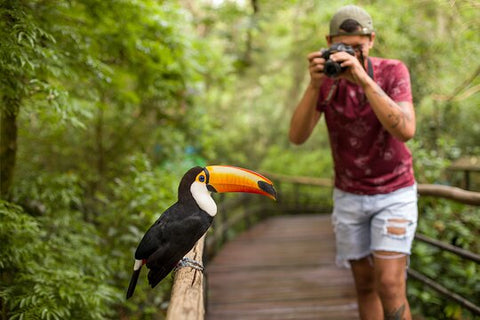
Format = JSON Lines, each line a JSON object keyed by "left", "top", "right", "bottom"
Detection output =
{"left": 336, "top": 250, "right": 412, "bottom": 269}
{"left": 371, "top": 246, "right": 411, "bottom": 255}
{"left": 336, "top": 251, "right": 372, "bottom": 269}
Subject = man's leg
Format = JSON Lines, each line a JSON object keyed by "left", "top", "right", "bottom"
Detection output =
{"left": 350, "top": 256, "right": 383, "bottom": 320}
{"left": 369, "top": 185, "right": 418, "bottom": 320}
{"left": 373, "top": 251, "right": 411, "bottom": 320}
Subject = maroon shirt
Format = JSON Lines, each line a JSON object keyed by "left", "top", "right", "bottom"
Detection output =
{"left": 316, "top": 57, "right": 415, "bottom": 195}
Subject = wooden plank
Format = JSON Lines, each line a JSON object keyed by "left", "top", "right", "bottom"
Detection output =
{"left": 207, "top": 300, "right": 358, "bottom": 320}
{"left": 206, "top": 215, "right": 359, "bottom": 320}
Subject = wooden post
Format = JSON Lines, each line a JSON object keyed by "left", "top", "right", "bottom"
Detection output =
{"left": 166, "top": 236, "right": 205, "bottom": 320}
{"left": 464, "top": 170, "right": 470, "bottom": 190}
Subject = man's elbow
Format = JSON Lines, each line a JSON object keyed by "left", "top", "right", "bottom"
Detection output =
{"left": 396, "top": 127, "right": 415, "bottom": 142}
{"left": 289, "top": 131, "right": 306, "bottom": 145}
{"left": 290, "top": 138, "right": 305, "bottom": 145}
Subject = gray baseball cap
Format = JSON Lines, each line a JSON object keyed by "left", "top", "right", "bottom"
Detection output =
{"left": 329, "top": 5, "right": 374, "bottom": 36}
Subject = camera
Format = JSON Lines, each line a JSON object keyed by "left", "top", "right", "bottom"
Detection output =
{"left": 321, "top": 43, "right": 356, "bottom": 78}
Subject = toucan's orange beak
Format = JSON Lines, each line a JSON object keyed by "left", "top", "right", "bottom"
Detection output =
{"left": 204, "top": 165, "right": 277, "bottom": 201}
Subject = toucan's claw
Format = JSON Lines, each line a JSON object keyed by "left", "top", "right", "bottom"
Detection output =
{"left": 175, "top": 257, "right": 205, "bottom": 273}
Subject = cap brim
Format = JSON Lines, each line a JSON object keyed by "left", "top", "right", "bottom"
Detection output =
{"left": 329, "top": 30, "right": 373, "bottom": 37}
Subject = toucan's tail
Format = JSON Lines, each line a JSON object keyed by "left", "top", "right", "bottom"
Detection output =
{"left": 126, "top": 260, "right": 143, "bottom": 299}
{"left": 147, "top": 265, "right": 172, "bottom": 289}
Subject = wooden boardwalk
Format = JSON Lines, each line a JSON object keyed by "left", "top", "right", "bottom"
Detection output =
{"left": 206, "top": 214, "right": 359, "bottom": 320}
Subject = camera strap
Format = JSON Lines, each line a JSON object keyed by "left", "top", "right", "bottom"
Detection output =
{"left": 324, "top": 81, "right": 338, "bottom": 106}
{"left": 367, "top": 57, "right": 374, "bottom": 80}
{"left": 323, "top": 57, "right": 374, "bottom": 106}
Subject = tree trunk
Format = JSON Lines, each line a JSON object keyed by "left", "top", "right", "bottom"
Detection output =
{"left": 0, "top": 97, "right": 19, "bottom": 200}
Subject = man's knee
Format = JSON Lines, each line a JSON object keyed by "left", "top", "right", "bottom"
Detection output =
{"left": 373, "top": 252, "right": 407, "bottom": 300}
{"left": 377, "top": 273, "right": 403, "bottom": 299}
{"left": 376, "top": 265, "right": 405, "bottom": 300}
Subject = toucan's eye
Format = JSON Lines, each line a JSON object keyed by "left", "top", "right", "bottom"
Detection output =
{"left": 198, "top": 175, "right": 205, "bottom": 183}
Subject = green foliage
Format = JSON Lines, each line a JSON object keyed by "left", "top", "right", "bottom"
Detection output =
{"left": 408, "top": 137, "right": 459, "bottom": 184}
{"left": 409, "top": 198, "right": 480, "bottom": 319}
{"left": 0, "top": 201, "right": 117, "bottom": 320}
{"left": 260, "top": 143, "right": 332, "bottom": 177}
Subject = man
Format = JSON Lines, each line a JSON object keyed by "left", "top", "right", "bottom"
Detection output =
{"left": 289, "top": 5, "right": 417, "bottom": 320}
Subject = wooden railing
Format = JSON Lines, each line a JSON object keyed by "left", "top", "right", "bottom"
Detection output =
{"left": 166, "top": 236, "right": 206, "bottom": 320}
{"left": 165, "top": 173, "right": 480, "bottom": 319}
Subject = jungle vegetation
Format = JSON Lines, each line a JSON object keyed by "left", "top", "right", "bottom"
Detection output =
{"left": 1, "top": 0, "right": 479, "bottom": 319}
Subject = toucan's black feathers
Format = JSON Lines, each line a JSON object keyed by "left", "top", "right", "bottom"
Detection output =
{"left": 141, "top": 206, "right": 213, "bottom": 288}
{"left": 147, "top": 261, "right": 176, "bottom": 288}
{"left": 134, "top": 203, "right": 212, "bottom": 260}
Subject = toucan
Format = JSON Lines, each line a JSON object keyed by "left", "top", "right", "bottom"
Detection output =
{"left": 126, "top": 165, "right": 276, "bottom": 299}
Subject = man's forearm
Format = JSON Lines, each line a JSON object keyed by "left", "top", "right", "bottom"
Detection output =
{"left": 289, "top": 83, "right": 322, "bottom": 145}
{"left": 362, "top": 77, "right": 415, "bottom": 141}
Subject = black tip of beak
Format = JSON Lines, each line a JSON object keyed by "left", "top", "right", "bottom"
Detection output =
{"left": 258, "top": 181, "right": 277, "bottom": 200}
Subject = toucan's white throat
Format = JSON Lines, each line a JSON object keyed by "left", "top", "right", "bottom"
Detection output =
{"left": 190, "top": 181, "right": 217, "bottom": 217}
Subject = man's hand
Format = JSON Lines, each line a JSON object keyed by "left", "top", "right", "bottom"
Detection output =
{"left": 307, "top": 51, "right": 327, "bottom": 89}
{"left": 329, "top": 51, "right": 370, "bottom": 87}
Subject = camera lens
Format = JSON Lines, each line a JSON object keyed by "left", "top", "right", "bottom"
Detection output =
{"left": 324, "top": 60, "right": 343, "bottom": 78}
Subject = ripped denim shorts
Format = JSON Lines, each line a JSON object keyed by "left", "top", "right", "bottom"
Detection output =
{"left": 331, "top": 184, "right": 418, "bottom": 268}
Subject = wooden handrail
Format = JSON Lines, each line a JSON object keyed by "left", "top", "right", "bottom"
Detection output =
{"left": 265, "top": 172, "right": 480, "bottom": 205}
{"left": 415, "top": 233, "right": 480, "bottom": 263}
{"left": 166, "top": 236, "right": 206, "bottom": 320}
{"left": 416, "top": 183, "right": 480, "bottom": 205}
